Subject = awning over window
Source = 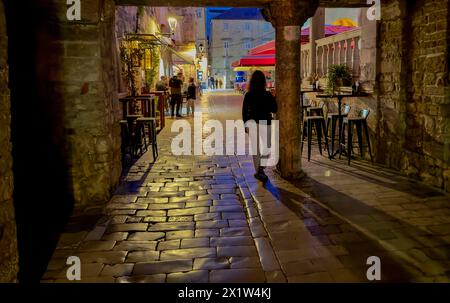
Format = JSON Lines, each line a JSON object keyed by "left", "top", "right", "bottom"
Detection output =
{"left": 233, "top": 66, "right": 274, "bottom": 72}
{"left": 231, "top": 54, "right": 275, "bottom": 68}
{"left": 163, "top": 45, "right": 195, "bottom": 65}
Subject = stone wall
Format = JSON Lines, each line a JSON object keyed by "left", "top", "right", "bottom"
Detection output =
{"left": 0, "top": 0, "right": 18, "bottom": 282}
{"left": 378, "top": 0, "right": 450, "bottom": 192}
{"left": 45, "top": 0, "right": 123, "bottom": 208}
{"left": 377, "top": 0, "right": 408, "bottom": 169}
{"left": 404, "top": 0, "right": 450, "bottom": 191}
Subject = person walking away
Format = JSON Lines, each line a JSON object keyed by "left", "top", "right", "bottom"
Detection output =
{"left": 210, "top": 76, "right": 215, "bottom": 89}
{"left": 215, "top": 79, "right": 219, "bottom": 90}
{"left": 186, "top": 78, "right": 197, "bottom": 116}
{"left": 242, "top": 70, "right": 278, "bottom": 182}
{"left": 169, "top": 75, "right": 183, "bottom": 118}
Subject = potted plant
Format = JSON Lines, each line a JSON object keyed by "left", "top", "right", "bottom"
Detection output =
{"left": 326, "top": 64, "right": 352, "bottom": 96}
{"left": 120, "top": 39, "right": 138, "bottom": 96}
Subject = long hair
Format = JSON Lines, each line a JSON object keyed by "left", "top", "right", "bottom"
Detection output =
{"left": 248, "top": 70, "right": 266, "bottom": 92}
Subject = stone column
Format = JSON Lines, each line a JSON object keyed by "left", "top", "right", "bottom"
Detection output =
{"left": 0, "top": 0, "right": 19, "bottom": 283}
{"left": 20, "top": 0, "right": 121, "bottom": 208}
{"left": 345, "top": 39, "right": 353, "bottom": 66}
{"left": 308, "top": 7, "right": 324, "bottom": 79}
{"left": 358, "top": 7, "right": 377, "bottom": 91}
{"left": 263, "top": 0, "right": 319, "bottom": 179}
{"left": 352, "top": 37, "right": 361, "bottom": 76}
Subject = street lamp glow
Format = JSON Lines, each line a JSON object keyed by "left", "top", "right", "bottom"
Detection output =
{"left": 168, "top": 17, "right": 178, "bottom": 34}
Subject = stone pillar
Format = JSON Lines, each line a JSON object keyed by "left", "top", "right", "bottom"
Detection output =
{"left": 345, "top": 39, "right": 353, "bottom": 66}
{"left": 11, "top": 0, "right": 121, "bottom": 209}
{"left": 377, "top": 0, "right": 408, "bottom": 168}
{"left": 358, "top": 7, "right": 377, "bottom": 91}
{"left": 264, "top": 0, "right": 319, "bottom": 179}
{"left": 339, "top": 40, "right": 346, "bottom": 65}
{"left": 308, "top": 7, "right": 324, "bottom": 79}
{"left": 352, "top": 36, "right": 360, "bottom": 77}
{"left": 50, "top": 0, "right": 122, "bottom": 207}
{"left": 326, "top": 44, "right": 331, "bottom": 73}
{"left": 0, "top": 0, "right": 19, "bottom": 283}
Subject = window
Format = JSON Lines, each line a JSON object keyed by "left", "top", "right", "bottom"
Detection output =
{"left": 244, "top": 41, "right": 252, "bottom": 50}
{"left": 196, "top": 9, "right": 202, "bottom": 18}
{"left": 244, "top": 22, "right": 251, "bottom": 31}
{"left": 263, "top": 22, "right": 271, "bottom": 32}
{"left": 223, "top": 22, "right": 229, "bottom": 32}
{"left": 224, "top": 41, "right": 229, "bottom": 49}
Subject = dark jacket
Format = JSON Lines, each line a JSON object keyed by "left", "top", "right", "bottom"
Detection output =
{"left": 242, "top": 90, "right": 277, "bottom": 124}
{"left": 169, "top": 77, "right": 182, "bottom": 95}
{"left": 187, "top": 83, "right": 196, "bottom": 100}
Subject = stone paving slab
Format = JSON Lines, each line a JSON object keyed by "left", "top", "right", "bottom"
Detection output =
{"left": 42, "top": 92, "right": 450, "bottom": 283}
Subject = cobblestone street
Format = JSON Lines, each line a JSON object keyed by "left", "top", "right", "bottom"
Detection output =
{"left": 43, "top": 91, "right": 450, "bottom": 283}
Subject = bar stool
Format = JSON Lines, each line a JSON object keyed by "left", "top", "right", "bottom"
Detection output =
{"left": 136, "top": 117, "right": 158, "bottom": 162}
{"left": 307, "top": 101, "right": 325, "bottom": 117}
{"left": 125, "top": 115, "right": 142, "bottom": 156}
{"left": 301, "top": 115, "right": 330, "bottom": 161}
{"left": 301, "top": 94, "right": 312, "bottom": 117}
{"left": 120, "top": 120, "right": 131, "bottom": 165}
{"left": 327, "top": 104, "right": 351, "bottom": 154}
{"left": 339, "top": 109, "right": 373, "bottom": 165}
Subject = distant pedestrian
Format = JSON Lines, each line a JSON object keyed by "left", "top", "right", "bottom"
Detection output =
{"left": 215, "top": 79, "right": 219, "bottom": 89}
{"left": 242, "top": 70, "right": 278, "bottom": 182}
{"left": 186, "top": 78, "right": 196, "bottom": 116}
{"left": 156, "top": 76, "right": 168, "bottom": 92}
{"left": 219, "top": 79, "right": 223, "bottom": 89}
{"left": 169, "top": 75, "right": 183, "bottom": 117}
{"left": 210, "top": 76, "right": 215, "bottom": 89}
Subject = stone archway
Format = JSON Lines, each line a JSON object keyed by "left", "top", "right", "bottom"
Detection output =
{"left": 2, "top": 0, "right": 448, "bottom": 283}
{"left": 0, "top": 0, "right": 371, "bottom": 283}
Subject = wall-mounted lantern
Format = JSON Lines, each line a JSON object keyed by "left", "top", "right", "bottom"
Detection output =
{"left": 168, "top": 17, "right": 178, "bottom": 35}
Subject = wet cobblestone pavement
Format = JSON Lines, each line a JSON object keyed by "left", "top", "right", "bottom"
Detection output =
{"left": 43, "top": 91, "right": 450, "bottom": 283}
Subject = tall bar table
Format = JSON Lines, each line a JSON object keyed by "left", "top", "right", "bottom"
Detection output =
{"left": 316, "top": 93, "right": 353, "bottom": 158}
{"left": 119, "top": 95, "right": 155, "bottom": 120}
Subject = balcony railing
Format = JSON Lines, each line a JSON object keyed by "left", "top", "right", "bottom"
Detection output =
{"left": 301, "top": 28, "right": 362, "bottom": 79}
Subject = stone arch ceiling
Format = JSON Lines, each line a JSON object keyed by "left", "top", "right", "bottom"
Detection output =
{"left": 115, "top": 0, "right": 369, "bottom": 8}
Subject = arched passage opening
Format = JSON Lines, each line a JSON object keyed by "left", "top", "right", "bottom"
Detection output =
{"left": 0, "top": 0, "right": 448, "bottom": 283}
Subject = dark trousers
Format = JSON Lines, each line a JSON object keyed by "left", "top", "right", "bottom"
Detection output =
{"left": 171, "top": 94, "right": 182, "bottom": 116}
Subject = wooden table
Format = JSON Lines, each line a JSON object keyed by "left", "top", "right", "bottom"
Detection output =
{"left": 119, "top": 95, "right": 155, "bottom": 120}
{"left": 316, "top": 93, "right": 353, "bottom": 158}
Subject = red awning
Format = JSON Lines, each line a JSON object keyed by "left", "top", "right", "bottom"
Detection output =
{"left": 231, "top": 54, "right": 275, "bottom": 68}
{"left": 248, "top": 41, "right": 275, "bottom": 56}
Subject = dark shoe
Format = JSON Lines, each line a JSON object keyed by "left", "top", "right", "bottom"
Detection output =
{"left": 176, "top": 114, "right": 182, "bottom": 118}
{"left": 254, "top": 170, "right": 269, "bottom": 182}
